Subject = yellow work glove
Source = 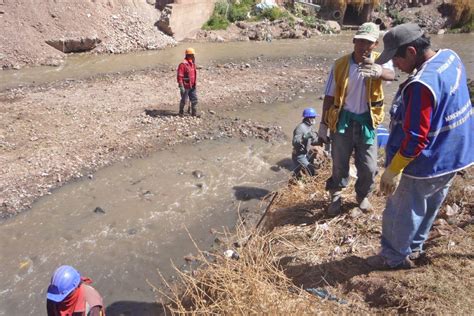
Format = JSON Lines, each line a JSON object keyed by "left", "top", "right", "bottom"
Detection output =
{"left": 380, "top": 169, "right": 401, "bottom": 195}
{"left": 380, "top": 151, "right": 414, "bottom": 195}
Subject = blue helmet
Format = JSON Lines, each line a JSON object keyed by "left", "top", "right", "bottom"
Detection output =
{"left": 47, "top": 265, "right": 81, "bottom": 302}
{"left": 302, "top": 107, "right": 318, "bottom": 118}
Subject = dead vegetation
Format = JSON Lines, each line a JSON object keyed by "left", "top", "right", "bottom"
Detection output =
{"left": 157, "top": 156, "right": 473, "bottom": 314}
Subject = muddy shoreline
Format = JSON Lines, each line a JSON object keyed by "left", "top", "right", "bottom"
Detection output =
{"left": 0, "top": 55, "right": 330, "bottom": 219}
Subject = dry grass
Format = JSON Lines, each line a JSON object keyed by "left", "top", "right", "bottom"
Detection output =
{"left": 157, "top": 156, "right": 473, "bottom": 314}
{"left": 450, "top": 0, "right": 472, "bottom": 24}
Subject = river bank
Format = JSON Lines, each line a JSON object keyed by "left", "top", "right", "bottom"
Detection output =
{"left": 161, "top": 162, "right": 473, "bottom": 314}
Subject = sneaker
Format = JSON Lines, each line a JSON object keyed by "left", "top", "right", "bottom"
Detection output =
{"left": 327, "top": 193, "right": 342, "bottom": 216}
{"left": 357, "top": 196, "right": 373, "bottom": 211}
{"left": 366, "top": 254, "right": 416, "bottom": 270}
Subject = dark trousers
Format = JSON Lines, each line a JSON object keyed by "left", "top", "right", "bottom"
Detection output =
{"left": 179, "top": 87, "right": 198, "bottom": 115}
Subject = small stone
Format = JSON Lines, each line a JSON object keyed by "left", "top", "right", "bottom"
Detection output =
{"left": 192, "top": 170, "right": 204, "bottom": 178}
{"left": 434, "top": 218, "right": 448, "bottom": 226}
{"left": 224, "top": 250, "right": 240, "bottom": 260}
{"left": 184, "top": 253, "right": 196, "bottom": 262}
{"left": 445, "top": 204, "right": 459, "bottom": 217}
{"left": 349, "top": 207, "right": 363, "bottom": 219}
{"left": 93, "top": 207, "right": 105, "bottom": 214}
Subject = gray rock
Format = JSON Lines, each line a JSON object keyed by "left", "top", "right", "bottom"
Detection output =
{"left": 93, "top": 206, "right": 105, "bottom": 214}
{"left": 192, "top": 170, "right": 204, "bottom": 178}
{"left": 349, "top": 207, "right": 363, "bottom": 219}
{"left": 46, "top": 37, "right": 101, "bottom": 53}
{"left": 325, "top": 20, "right": 341, "bottom": 33}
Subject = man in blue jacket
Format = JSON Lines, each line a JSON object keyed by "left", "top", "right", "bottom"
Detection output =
{"left": 367, "top": 23, "right": 473, "bottom": 269}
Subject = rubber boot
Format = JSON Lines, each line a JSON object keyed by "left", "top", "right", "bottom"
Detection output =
{"left": 327, "top": 190, "right": 342, "bottom": 216}
{"left": 191, "top": 104, "right": 200, "bottom": 117}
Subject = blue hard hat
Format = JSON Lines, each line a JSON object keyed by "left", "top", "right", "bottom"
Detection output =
{"left": 47, "top": 265, "right": 81, "bottom": 302}
{"left": 302, "top": 107, "right": 318, "bottom": 118}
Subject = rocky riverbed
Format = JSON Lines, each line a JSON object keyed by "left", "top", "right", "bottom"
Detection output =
{"left": 0, "top": 55, "right": 330, "bottom": 219}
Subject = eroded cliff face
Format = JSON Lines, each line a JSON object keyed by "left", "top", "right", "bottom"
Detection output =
{"left": 0, "top": 0, "right": 176, "bottom": 69}
{"left": 157, "top": 0, "right": 217, "bottom": 41}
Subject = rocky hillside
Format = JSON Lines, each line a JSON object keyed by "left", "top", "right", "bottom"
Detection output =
{"left": 0, "top": 0, "right": 176, "bottom": 70}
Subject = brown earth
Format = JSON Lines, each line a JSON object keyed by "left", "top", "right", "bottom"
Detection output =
{"left": 0, "top": 55, "right": 329, "bottom": 219}
{"left": 0, "top": 0, "right": 176, "bottom": 70}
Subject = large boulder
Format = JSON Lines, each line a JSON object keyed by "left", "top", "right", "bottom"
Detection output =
{"left": 45, "top": 37, "right": 101, "bottom": 53}
{"left": 325, "top": 20, "right": 341, "bottom": 33}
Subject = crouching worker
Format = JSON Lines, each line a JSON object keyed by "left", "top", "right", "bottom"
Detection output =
{"left": 292, "top": 107, "right": 320, "bottom": 177}
{"left": 47, "top": 265, "right": 105, "bottom": 316}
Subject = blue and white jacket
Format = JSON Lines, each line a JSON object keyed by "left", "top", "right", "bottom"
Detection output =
{"left": 386, "top": 49, "right": 473, "bottom": 178}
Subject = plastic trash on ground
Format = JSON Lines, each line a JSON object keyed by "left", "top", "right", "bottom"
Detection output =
{"left": 256, "top": 0, "right": 277, "bottom": 12}
{"left": 306, "top": 287, "right": 348, "bottom": 304}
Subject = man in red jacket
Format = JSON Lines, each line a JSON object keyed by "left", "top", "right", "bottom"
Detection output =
{"left": 177, "top": 47, "right": 199, "bottom": 117}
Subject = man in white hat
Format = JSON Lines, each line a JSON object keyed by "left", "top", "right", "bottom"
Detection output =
{"left": 317, "top": 22, "right": 395, "bottom": 216}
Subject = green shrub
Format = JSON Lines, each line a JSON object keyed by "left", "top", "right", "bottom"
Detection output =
{"left": 229, "top": 4, "right": 250, "bottom": 22}
{"left": 388, "top": 9, "right": 407, "bottom": 26}
{"left": 203, "top": 1, "right": 230, "bottom": 30}
{"left": 215, "top": 1, "right": 228, "bottom": 15}
{"left": 259, "top": 7, "right": 283, "bottom": 21}
{"left": 203, "top": 13, "right": 230, "bottom": 30}
{"left": 302, "top": 15, "right": 317, "bottom": 28}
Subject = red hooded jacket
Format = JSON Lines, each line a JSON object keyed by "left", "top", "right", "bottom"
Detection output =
{"left": 177, "top": 59, "right": 197, "bottom": 89}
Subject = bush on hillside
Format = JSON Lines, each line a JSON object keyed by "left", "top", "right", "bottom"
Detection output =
{"left": 258, "top": 7, "right": 286, "bottom": 21}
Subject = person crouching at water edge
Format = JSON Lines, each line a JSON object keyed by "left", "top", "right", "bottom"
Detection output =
{"left": 177, "top": 47, "right": 199, "bottom": 117}
{"left": 317, "top": 22, "right": 395, "bottom": 216}
{"left": 47, "top": 265, "right": 105, "bottom": 316}
{"left": 292, "top": 107, "right": 322, "bottom": 178}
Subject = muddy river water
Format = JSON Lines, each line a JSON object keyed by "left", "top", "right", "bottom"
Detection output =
{"left": 0, "top": 34, "right": 473, "bottom": 315}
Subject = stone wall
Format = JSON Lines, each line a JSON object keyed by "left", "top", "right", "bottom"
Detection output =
{"left": 157, "top": 0, "right": 218, "bottom": 40}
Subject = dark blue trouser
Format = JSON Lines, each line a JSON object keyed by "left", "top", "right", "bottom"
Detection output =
{"left": 179, "top": 87, "right": 198, "bottom": 115}
{"left": 292, "top": 153, "right": 316, "bottom": 177}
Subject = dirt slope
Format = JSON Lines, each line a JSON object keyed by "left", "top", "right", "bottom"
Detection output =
{"left": 0, "top": 0, "right": 175, "bottom": 69}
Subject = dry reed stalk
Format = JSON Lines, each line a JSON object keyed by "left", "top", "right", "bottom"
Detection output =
{"left": 153, "top": 158, "right": 473, "bottom": 314}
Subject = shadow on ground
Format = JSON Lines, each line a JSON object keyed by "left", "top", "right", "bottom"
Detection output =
{"left": 144, "top": 109, "right": 177, "bottom": 117}
{"left": 281, "top": 255, "right": 372, "bottom": 289}
{"left": 106, "top": 300, "right": 166, "bottom": 316}
{"left": 233, "top": 186, "right": 270, "bottom": 201}
{"left": 272, "top": 158, "right": 295, "bottom": 172}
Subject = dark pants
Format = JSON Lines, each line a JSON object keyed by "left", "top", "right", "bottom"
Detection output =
{"left": 179, "top": 87, "right": 198, "bottom": 115}
{"left": 325, "top": 120, "right": 378, "bottom": 198}
{"left": 292, "top": 152, "right": 316, "bottom": 177}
